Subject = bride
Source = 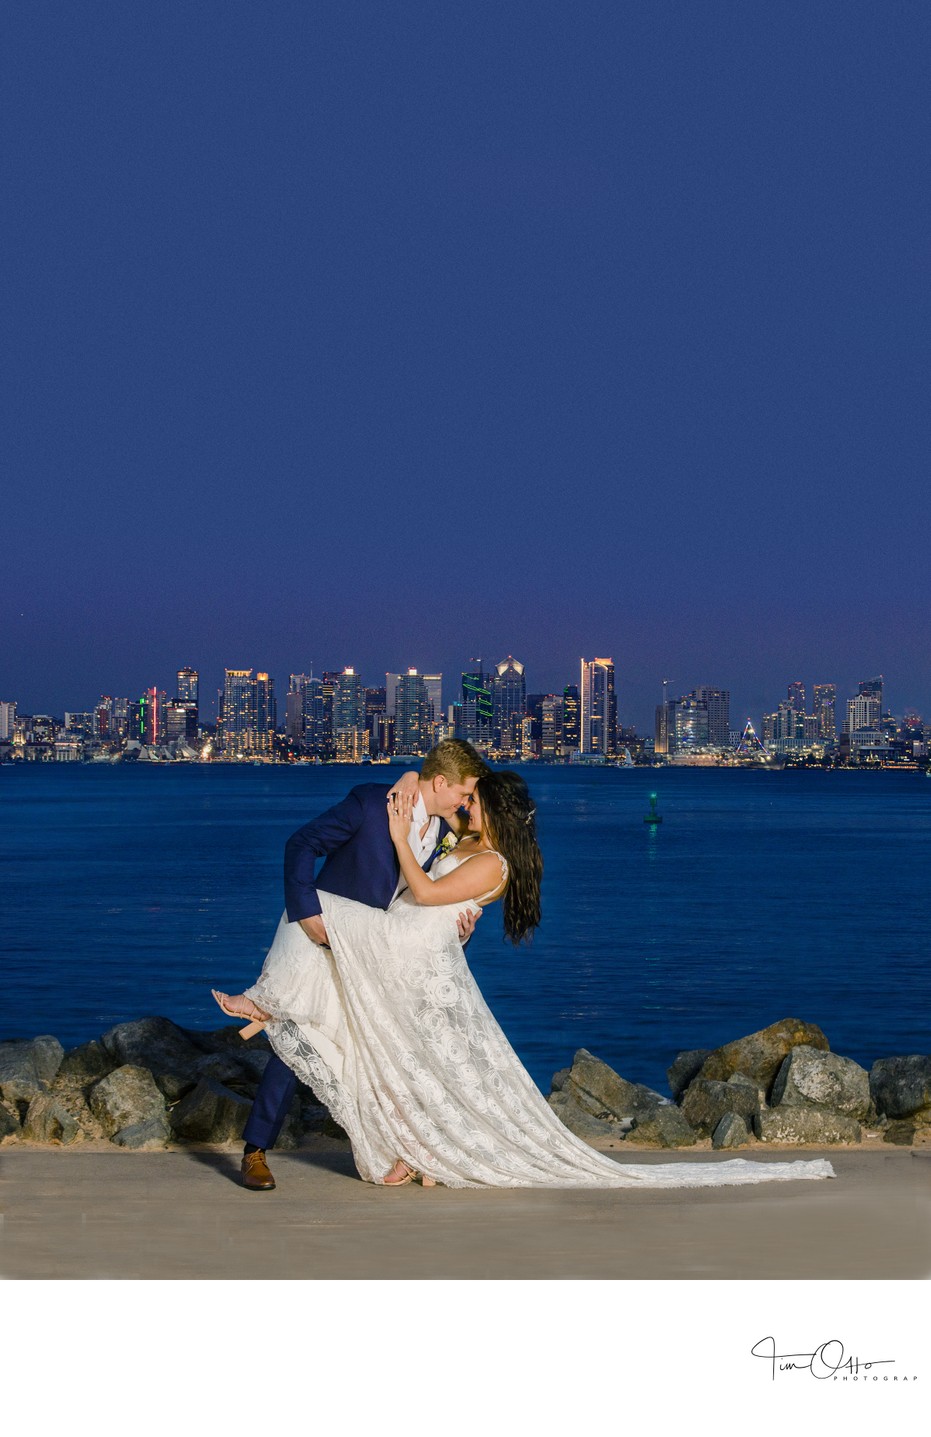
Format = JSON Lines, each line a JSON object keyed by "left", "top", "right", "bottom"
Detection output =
{"left": 213, "top": 770, "right": 834, "bottom": 1190}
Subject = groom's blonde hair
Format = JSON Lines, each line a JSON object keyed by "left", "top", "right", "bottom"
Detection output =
{"left": 420, "top": 739, "right": 488, "bottom": 784}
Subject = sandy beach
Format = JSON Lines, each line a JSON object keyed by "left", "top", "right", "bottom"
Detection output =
{"left": 2, "top": 1137, "right": 928, "bottom": 1280}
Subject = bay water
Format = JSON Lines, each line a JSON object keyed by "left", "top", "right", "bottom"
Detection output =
{"left": 2, "top": 763, "right": 928, "bottom": 1095}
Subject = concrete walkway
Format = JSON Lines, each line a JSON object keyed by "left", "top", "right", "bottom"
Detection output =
{"left": 2, "top": 1140, "right": 929, "bottom": 1279}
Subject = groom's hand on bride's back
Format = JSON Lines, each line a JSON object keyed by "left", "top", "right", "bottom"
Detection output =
{"left": 457, "top": 909, "right": 481, "bottom": 944}
{"left": 300, "top": 914, "right": 330, "bottom": 946}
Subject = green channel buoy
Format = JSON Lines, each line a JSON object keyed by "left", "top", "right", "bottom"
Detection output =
{"left": 644, "top": 792, "right": 662, "bottom": 825}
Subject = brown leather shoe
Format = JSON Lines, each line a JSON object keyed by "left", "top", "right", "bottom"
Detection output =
{"left": 241, "top": 1149, "right": 276, "bottom": 1191}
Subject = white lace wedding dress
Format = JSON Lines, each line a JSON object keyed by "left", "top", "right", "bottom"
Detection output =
{"left": 244, "top": 851, "right": 834, "bottom": 1189}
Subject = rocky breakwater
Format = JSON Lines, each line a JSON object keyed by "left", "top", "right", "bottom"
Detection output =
{"left": 0, "top": 1017, "right": 339, "bottom": 1150}
{"left": 548, "top": 1018, "right": 931, "bottom": 1150}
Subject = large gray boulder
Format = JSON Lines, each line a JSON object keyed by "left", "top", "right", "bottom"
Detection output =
{"left": 562, "top": 1049, "right": 666, "bottom": 1123}
{"left": 111, "top": 1118, "right": 170, "bottom": 1150}
{"left": 89, "top": 1065, "right": 168, "bottom": 1138}
{"left": 100, "top": 1017, "right": 206, "bottom": 1083}
{"left": 168, "top": 1076, "right": 252, "bottom": 1143}
{"left": 712, "top": 1113, "right": 750, "bottom": 1150}
{"left": 58, "top": 1040, "right": 114, "bottom": 1082}
{"left": 22, "top": 1094, "right": 82, "bottom": 1145}
{"left": 547, "top": 1090, "right": 628, "bottom": 1143}
{"left": 627, "top": 1106, "right": 698, "bottom": 1148}
{"left": 771, "top": 1045, "right": 871, "bottom": 1119}
{"left": 697, "top": 1019, "right": 829, "bottom": 1093}
{"left": 754, "top": 1108, "right": 861, "bottom": 1144}
{"left": 869, "top": 1056, "right": 931, "bottom": 1120}
{"left": 680, "top": 1078, "right": 760, "bottom": 1136}
{"left": 0, "top": 1036, "right": 65, "bottom": 1104}
{"left": 666, "top": 1049, "right": 712, "bottom": 1100}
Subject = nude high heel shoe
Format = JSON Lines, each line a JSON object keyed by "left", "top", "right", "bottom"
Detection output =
{"left": 382, "top": 1159, "right": 438, "bottom": 1187}
{"left": 211, "top": 989, "right": 270, "bottom": 1040}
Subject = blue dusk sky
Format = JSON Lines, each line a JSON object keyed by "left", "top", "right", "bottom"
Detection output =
{"left": 3, "top": 3, "right": 929, "bottom": 730}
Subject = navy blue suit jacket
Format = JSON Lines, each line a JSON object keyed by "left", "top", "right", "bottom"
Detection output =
{"left": 283, "top": 782, "right": 450, "bottom": 923}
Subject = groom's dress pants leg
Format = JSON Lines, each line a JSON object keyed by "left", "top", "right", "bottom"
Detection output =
{"left": 243, "top": 1053, "right": 297, "bottom": 1150}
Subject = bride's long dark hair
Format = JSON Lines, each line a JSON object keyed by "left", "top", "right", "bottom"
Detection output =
{"left": 475, "top": 771, "right": 542, "bottom": 945}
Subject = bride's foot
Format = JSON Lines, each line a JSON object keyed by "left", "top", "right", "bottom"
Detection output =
{"left": 382, "top": 1159, "right": 437, "bottom": 1188}
{"left": 211, "top": 989, "right": 272, "bottom": 1040}
{"left": 382, "top": 1159, "right": 415, "bottom": 1186}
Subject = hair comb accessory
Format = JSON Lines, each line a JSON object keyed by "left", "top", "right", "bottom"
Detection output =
{"left": 525, "top": 808, "right": 536, "bottom": 824}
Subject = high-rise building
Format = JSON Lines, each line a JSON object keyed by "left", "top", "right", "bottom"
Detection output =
{"left": 139, "top": 688, "right": 167, "bottom": 746}
{"left": 693, "top": 686, "right": 731, "bottom": 748}
{"left": 285, "top": 674, "right": 312, "bottom": 744}
{"left": 851, "top": 676, "right": 883, "bottom": 731}
{"left": 64, "top": 712, "right": 95, "bottom": 737}
{"left": 166, "top": 701, "right": 198, "bottom": 742}
{"left": 458, "top": 662, "right": 493, "bottom": 747}
{"left": 110, "top": 698, "right": 130, "bottom": 738}
{"left": 580, "top": 657, "right": 616, "bottom": 757}
{"left": 813, "top": 684, "right": 836, "bottom": 741}
{"left": 334, "top": 668, "right": 365, "bottom": 735}
{"left": 365, "top": 686, "right": 387, "bottom": 756}
{"left": 0, "top": 701, "right": 17, "bottom": 741}
{"left": 222, "top": 670, "right": 254, "bottom": 753}
{"left": 176, "top": 668, "right": 199, "bottom": 730}
{"left": 846, "top": 694, "right": 878, "bottom": 736}
{"left": 422, "top": 674, "right": 443, "bottom": 740}
{"left": 654, "top": 702, "right": 671, "bottom": 757}
{"left": 384, "top": 674, "right": 403, "bottom": 719}
{"left": 492, "top": 656, "right": 526, "bottom": 753}
{"left": 395, "top": 669, "right": 429, "bottom": 754}
{"left": 672, "top": 697, "right": 709, "bottom": 752}
{"left": 561, "top": 684, "right": 580, "bottom": 755}
{"left": 540, "top": 695, "right": 564, "bottom": 761}
{"left": 94, "top": 696, "right": 112, "bottom": 739}
{"left": 787, "top": 680, "right": 807, "bottom": 713}
{"left": 177, "top": 667, "right": 198, "bottom": 704}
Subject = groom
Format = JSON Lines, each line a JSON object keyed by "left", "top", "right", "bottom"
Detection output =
{"left": 240, "top": 738, "right": 489, "bottom": 1190}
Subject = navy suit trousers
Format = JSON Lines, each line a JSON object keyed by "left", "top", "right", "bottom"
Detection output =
{"left": 242, "top": 1053, "right": 298, "bottom": 1150}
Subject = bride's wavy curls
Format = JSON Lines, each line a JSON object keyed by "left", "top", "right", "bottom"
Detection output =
{"left": 476, "top": 770, "right": 542, "bottom": 945}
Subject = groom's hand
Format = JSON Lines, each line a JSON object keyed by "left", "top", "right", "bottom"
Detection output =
{"left": 457, "top": 909, "right": 481, "bottom": 944}
{"left": 300, "top": 914, "right": 329, "bottom": 946}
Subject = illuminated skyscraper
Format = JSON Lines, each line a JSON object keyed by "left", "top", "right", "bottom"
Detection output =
{"left": 253, "top": 673, "right": 276, "bottom": 751}
{"left": 395, "top": 669, "right": 429, "bottom": 754}
{"left": 94, "top": 696, "right": 112, "bottom": 739}
{"left": 813, "top": 684, "right": 836, "bottom": 741}
{"left": 561, "top": 684, "right": 580, "bottom": 754}
{"left": 492, "top": 656, "right": 526, "bottom": 752}
{"left": 166, "top": 701, "right": 198, "bottom": 741}
{"left": 222, "top": 670, "right": 254, "bottom": 753}
{"left": 458, "top": 662, "right": 493, "bottom": 746}
{"left": 0, "top": 701, "right": 17, "bottom": 741}
{"left": 423, "top": 674, "right": 443, "bottom": 728}
{"left": 787, "top": 680, "right": 806, "bottom": 713}
{"left": 139, "top": 687, "right": 167, "bottom": 746}
{"left": 580, "top": 657, "right": 616, "bottom": 757}
{"left": 176, "top": 668, "right": 199, "bottom": 732}
{"left": 334, "top": 668, "right": 365, "bottom": 734}
{"left": 177, "top": 667, "right": 198, "bottom": 704}
{"left": 693, "top": 686, "right": 731, "bottom": 748}
{"left": 540, "top": 695, "right": 564, "bottom": 761}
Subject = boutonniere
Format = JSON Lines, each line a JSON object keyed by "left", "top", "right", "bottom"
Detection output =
{"left": 436, "top": 833, "right": 459, "bottom": 860}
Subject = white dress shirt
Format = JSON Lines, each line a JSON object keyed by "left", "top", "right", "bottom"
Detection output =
{"left": 392, "top": 793, "right": 440, "bottom": 901}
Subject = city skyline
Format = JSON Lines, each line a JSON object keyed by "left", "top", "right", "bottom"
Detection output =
{"left": 2, "top": 653, "right": 920, "bottom": 743}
